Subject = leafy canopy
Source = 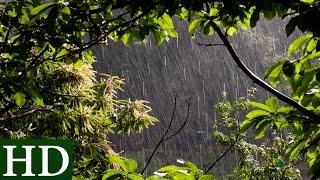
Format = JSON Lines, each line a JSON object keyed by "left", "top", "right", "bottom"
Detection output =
{"left": 2, "top": 0, "right": 320, "bottom": 179}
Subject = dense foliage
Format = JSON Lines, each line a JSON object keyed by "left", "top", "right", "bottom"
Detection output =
{"left": 213, "top": 90, "right": 301, "bottom": 179}
{"left": 1, "top": 0, "right": 320, "bottom": 179}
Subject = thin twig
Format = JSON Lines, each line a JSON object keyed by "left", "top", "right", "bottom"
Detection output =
{"left": 204, "top": 134, "right": 240, "bottom": 174}
{"left": 0, "top": 106, "right": 53, "bottom": 121}
{"left": 194, "top": 39, "right": 225, "bottom": 47}
{"left": 140, "top": 96, "right": 191, "bottom": 175}
{"left": 163, "top": 98, "right": 191, "bottom": 141}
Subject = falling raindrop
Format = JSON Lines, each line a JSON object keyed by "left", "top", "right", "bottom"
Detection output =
{"left": 197, "top": 96, "right": 200, "bottom": 119}
{"left": 205, "top": 113, "right": 209, "bottom": 139}
{"left": 183, "top": 67, "right": 186, "bottom": 80}
{"left": 164, "top": 56, "right": 167, "bottom": 67}
{"left": 142, "top": 81, "right": 145, "bottom": 96}
{"left": 202, "top": 80, "right": 205, "bottom": 104}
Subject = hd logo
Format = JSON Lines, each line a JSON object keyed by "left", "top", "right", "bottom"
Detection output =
{"left": 0, "top": 139, "right": 73, "bottom": 180}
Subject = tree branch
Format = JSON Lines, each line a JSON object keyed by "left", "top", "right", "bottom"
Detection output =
{"left": 194, "top": 39, "right": 224, "bottom": 47}
{"left": 140, "top": 96, "right": 191, "bottom": 175}
{"left": 204, "top": 134, "right": 239, "bottom": 174}
{"left": 0, "top": 106, "right": 53, "bottom": 121}
{"left": 210, "top": 21, "right": 320, "bottom": 123}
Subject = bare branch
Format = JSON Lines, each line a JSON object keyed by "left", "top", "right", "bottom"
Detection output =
{"left": 204, "top": 134, "right": 240, "bottom": 174}
{"left": 140, "top": 96, "right": 191, "bottom": 175}
{"left": 194, "top": 39, "right": 224, "bottom": 47}
{"left": 0, "top": 106, "right": 53, "bottom": 121}
{"left": 163, "top": 98, "right": 191, "bottom": 141}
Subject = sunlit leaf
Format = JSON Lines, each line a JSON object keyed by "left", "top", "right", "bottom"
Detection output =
{"left": 288, "top": 34, "right": 312, "bottom": 56}
{"left": 60, "top": 6, "right": 70, "bottom": 15}
{"left": 31, "top": 3, "right": 55, "bottom": 15}
{"left": 246, "top": 110, "right": 270, "bottom": 119}
{"left": 199, "top": 175, "right": 215, "bottom": 180}
{"left": 188, "top": 19, "right": 202, "bottom": 35}
{"left": 12, "top": 92, "right": 26, "bottom": 107}
{"left": 265, "top": 60, "right": 285, "bottom": 87}
{"left": 266, "top": 97, "right": 278, "bottom": 112}
{"left": 124, "top": 159, "right": 137, "bottom": 173}
{"left": 247, "top": 101, "right": 271, "bottom": 112}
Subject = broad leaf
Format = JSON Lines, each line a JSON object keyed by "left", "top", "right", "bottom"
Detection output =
{"left": 254, "top": 119, "right": 271, "bottom": 139}
{"left": 246, "top": 110, "right": 270, "bottom": 119}
{"left": 188, "top": 19, "right": 202, "bottom": 35}
{"left": 12, "top": 92, "right": 26, "bottom": 107}
{"left": 266, "top": 97, "right": 278, "bottom": 112}
{"left": 31, "top": 3, "right": 55, "bottom": 16}
{"left": 265, "top": 60, "right": 285, "bottom": 87}
{"left": 288, "top": 34, "right": 312, "bottom": 56}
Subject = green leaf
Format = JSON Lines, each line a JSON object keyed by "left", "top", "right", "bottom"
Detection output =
{"left": 203, "top": 21, "right": 215, "bottom": 35}
{"left": 82, "top": 50, "right": 94, "bottom": 64}
{"left": 102, "top": 170, "right": 124, "bottom": 180}
{"left": 28, "top": 89, "right": 44, "bottom": 106}
{"left": 8, "top": 10, "right": 17, "bottom": 17}
{"left": 124, "top": 159, "right": 137, "bottom": 173}
{"left": 309, "top": 158, "right": 320, "bottom": 179}
{"left": 295, "top": 70, "right": 316, "bottom": 96}
{"left": 240, "top": 118, "right": 255, "bottom": 133}
{"left": 246, "top": 110, "right": 270, "bottom": 119}
{"left": 74, "top": 60, "right": 83, "bottom": 69}
{"left": 161, "top": 13, "right": 174, "bottom": 28}
{"left": 146, "top": 176, "right": 163, "bottom": 180}
{"left": 19, "top": 9, "right": 30, "bottom": 24}
{"left": 307, "top": 39, "right": 317, "bottom": 52}
{"left": 288, "top": 34, "right": 312, "bottom": 56}
{"left": 286, "top": 140, "right": 306, "bottom": 160}
{"left": 274, "top": 117, "right": 288, "bottom": 130}
{"left": 209, "top": 8, "right": 219, "bottom": 17}
{"left": 127, "top": 173, "right": 144, "bottom": 180}
{"left": 266, "top": 97, "right": 278, "bottom": 112}
{"left": 199, "top": 175, "right": 215, "bottom": 180}
{"left": 31, "top": 3, "right": 55, "bottom": 15}
{"left": 188, "top": 19, "right": 202, "bottom": 35}
{"left": 301, "top": 0, "right": 315, "bottom": 4}
{"left": 109, "top": 155, "right": 127, "bottom": 172}
{"left": 179, "top": 7, "right": 188, "bottom": 20}
{"left": 13, "top": 92, "right": 26, "bottom": 107}
{"left": 158, "top": 165, "right": 187, "bottom": 172}
{"left": 254, "top": 119, "right": 271, "bottom": 139}
{"left": 265, "top": 60, "right": 285, "bottom": 87}
{"left": 33, "top": 95, "right": 44, "bottom": 106}
{"left": 153, "top": 30, "right": 165, "bottom": 46}
{"left": 56, "top": 49, "right": 69, "bottom": 58}
{"left": 60, "top": 6, "right": 70, "bottom": 15}
{"left": 247, "top": 101, "right": 271, "bottom": 112}
{"left": 226, "top": 26, "right": 238, "bottom": 36}
{"left": 121, "top": 32, "right": 134, "bottom": 46}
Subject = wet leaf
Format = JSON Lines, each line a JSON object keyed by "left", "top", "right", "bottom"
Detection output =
{"left": 288, "top": 34, "right": 312, "bottom": 56}
{"left": 188, "top": 19, "right": 202, "bottom": 35}
{"left": 13, "top": 92, "right": 26, "bottom": 107}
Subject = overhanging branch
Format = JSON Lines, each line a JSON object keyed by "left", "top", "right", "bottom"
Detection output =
{"left": 210, "top": 21, "right": 320, "bottom": 123}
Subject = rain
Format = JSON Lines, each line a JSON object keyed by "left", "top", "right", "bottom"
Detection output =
{"left": 92, "top": 19, "right": 296, "bottom": 177}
